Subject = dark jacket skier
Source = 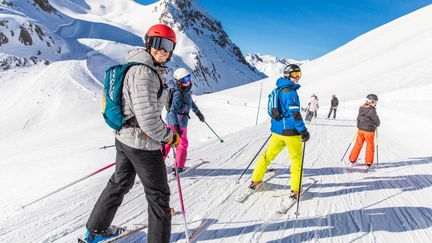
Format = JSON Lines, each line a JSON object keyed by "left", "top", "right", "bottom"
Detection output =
{"left": 327, "top": 94, "right": 339, "bottom": 119}
{"left": 349, "top": 94, "right": 380, "bottom": 167}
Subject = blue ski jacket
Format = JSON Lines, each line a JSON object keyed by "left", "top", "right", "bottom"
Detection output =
{"left": 270, "top": 77, "right": 307, "bottom": 136}
{"left": 165, "top": 84, "right": 200, "bottom": 128}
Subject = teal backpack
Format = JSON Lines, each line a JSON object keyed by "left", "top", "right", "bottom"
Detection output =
{"left": 102, "top": 62, "right": 141, "bottom": 130}
{"left": 267, "top": 86, "right": 291, "bottom": 121}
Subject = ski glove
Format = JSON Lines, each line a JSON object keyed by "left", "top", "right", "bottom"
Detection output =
{"left": 174, "top": 124, "right": 183, "bottom": 136}
{"left": 196, "top": 112, "right": 205, "bottom": 122}
{"left": 300, "top": 129, "right": 310, "bottom": 142}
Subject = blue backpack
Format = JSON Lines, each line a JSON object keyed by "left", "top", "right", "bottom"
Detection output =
{"left": 267, "top": 86, "right": 291, "bottom": 121}
{"left": 102, "top": 62, "right": 141, "bottom": 130}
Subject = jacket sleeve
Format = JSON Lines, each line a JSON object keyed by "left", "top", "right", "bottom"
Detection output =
{"left": 335, "top": 98, "right": 339, "bottom": 107}
{"left": 284, "top": 91, "right": 306, "bottom": 133}
{"left": 191, "top": 100, "right": 200, "bottom": 114}
{"left": 356, "top": 107, "right": 361, "bottom": 128}
{"left": 130, "top": 67, "right": 172, "bottom": 143}
{"left": 370, "top": 108, "right": 380, "bottom": 127}
{"left": 168, "top": 90, "right": 183, "bottom": 126}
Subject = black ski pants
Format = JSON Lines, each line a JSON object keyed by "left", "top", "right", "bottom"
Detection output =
{"left": 86, "top": 139, "right": 171, "bottom": 243}
{"left": 327, "top": 107, "right": 337, "bottom": 119}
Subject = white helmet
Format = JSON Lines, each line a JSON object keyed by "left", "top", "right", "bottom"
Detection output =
{"left": 173, "top": 68, "right": 190, "bottom": 81}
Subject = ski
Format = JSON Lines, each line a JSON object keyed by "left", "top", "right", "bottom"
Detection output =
{"left": 77, "top": 225, "right": 147, "bottom": 243}
{"left": 276, "top": 178, "right": 319, "bottom": 214}
{"left": 234, "top": 169, "right": 277, "bottom": 203}
{"left": 188, "top": 218, "right": 212, "bottom": 242}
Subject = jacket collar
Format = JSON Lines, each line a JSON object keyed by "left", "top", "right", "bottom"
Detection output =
{"left": 276, "top": 77, "right": 301, "bottom": 90}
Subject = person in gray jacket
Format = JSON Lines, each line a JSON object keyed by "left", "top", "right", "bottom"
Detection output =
{"left": 85, "top": 24, "right": 179, "bottom": 243}
{"left": 349, "top": 94, "right": 380, "bottom": 167}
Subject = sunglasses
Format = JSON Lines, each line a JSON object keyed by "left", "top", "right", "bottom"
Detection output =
{"left": 148, "top": 36, "right": 175, "bottom": 52}
{"left": 290, "top": 71, "right": 301, "bottom": 78}
{"left": 180, "top": 75, "right": 191, "bottom": 83}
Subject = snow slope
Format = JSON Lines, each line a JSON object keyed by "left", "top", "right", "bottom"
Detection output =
{"left": 1, "top": 2, "right": 432, "bottom": 243}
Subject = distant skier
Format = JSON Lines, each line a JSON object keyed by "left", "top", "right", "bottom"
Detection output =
{"left": 84, "top": 24, "right": 179, "bottom": 243}
{"left": 349, "top": 94, "right": 380, "bottom": 168}
{"left": 313, "top": 94, "right": 319, "bottom": 118}
{"left": 305, "top": 94, "right": 319, "bottom": 122}
{"left": 164, "top": 67, "right": 205, "bottom": 174}
{"left": 327, "top": 94, "right": 339, "bottom": 119}
{"left": 250, "top": 64, "right": 310, "bottom": 199}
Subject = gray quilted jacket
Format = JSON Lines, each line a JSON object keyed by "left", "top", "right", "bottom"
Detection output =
{"left": 114, "top": 48, "right": 173, "bottom": 150}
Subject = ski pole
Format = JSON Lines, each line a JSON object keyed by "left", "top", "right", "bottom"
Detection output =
{"left": 99, "top": 144, "right": 115, "bottom": 149}
{"left": 172, "top": 147, "right": 190, "bottom": 243}
{"left": 340, "top": 131, "right": 357, "bottom": 162}
{"left": 255, "top": 81, "right": 263, "bottom": 126}
{"left": 203, "top": 121, "right": 224, "bottom": 143}
{"left": 236, "top": 134, "right": 271, "bottom": 183}
{"left": 294, "top": 141, "right": 306, "bottom": 217}
{"left": 21, "top": 162, "right": 115, "bottom": 209}
{"left": 376, "top": 128, "right": 379, "bottom": 167}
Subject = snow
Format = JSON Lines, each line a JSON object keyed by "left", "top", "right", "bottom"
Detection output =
{"left": 1, "top": 1, "right": 432, "bottom": 243}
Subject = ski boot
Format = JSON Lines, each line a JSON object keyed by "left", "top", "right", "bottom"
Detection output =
{"left": 83, "top": 225, "right": 125, "bottom": 243}
{"left": 248, "top": 180, "right": 262, "bottom": 190}
{"left": 289, "top": 190, "right": 301, "bottom": 201}
{"left": 171, "top": 167, "right": 186, "bottom": 176}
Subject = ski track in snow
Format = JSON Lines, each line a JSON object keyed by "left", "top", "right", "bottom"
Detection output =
{"left": 1, "top": 116, "right": 432, "bottom": 242}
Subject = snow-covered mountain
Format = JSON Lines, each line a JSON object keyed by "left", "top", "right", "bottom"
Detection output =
{"left": 1, "top": 2, "right": 432, "bottom": 243}
{"left": 245, "top": 52, "right": 308, "bottom": 77}
{"left": 0, "top": 0, "right": 264, "bottom": 93}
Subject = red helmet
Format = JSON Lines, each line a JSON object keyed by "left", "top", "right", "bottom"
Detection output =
{"left": 145, "top": 24, "right": 176, "bottom": 43}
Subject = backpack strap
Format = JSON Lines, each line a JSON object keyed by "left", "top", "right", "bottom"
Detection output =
{"left": 277, "top": 86, "right": 292, "bottom": 117}
{"left": 172, "top": 89, "right": 187, "bottom": 115}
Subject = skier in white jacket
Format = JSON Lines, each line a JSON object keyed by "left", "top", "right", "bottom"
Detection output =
{"left": 305, "top": 94, "right": 319, "bottom": 122}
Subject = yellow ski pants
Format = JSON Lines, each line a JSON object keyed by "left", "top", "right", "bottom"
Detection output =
{"left": 251, "top": 133, "right": 303, "bottom": 192}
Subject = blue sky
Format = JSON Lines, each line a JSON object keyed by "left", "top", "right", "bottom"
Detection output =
{"left": 136, "top": 0, "right": 432, "bottom": 60}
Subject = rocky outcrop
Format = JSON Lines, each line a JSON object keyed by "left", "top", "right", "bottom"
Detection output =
{"left": 156, "top": 0, "right": 263, "bottom": 93}
{"left": 33, "top": 0, "right": 57, "bottom": 14}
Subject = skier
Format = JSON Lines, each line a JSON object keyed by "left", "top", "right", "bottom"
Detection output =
{"left": 313, "top": 94, "right": 319, "bottom": 118}
{"left": 164, "top": 67, "right": 205, "bottom": 174}
{"left": 327, "top": 94, "right": 339, "bottom": 119}
{"left": 249, "top": 64, "right": 310, "bottom": 199}
{"left": 349, "top": 94, "right": 380, "bottom": 168}
{"left": 305, "top": 94, "right": 319, "bottom": 122}
{"left": 84, "top": 24, "right": 179, "bottom": 243}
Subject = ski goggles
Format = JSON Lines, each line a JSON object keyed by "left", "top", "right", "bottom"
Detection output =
{"left": 290, "top": 71, "right": 302, "bottom": 78}
{"left": 180, "top": 75, "right": 192, "bottom": 83}
{"left": 148, "top": 36, "right": 175, "bottom": 52}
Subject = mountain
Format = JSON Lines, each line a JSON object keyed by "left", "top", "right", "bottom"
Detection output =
{"left": 245, "top": 53, "right": 308, "bottom": 77}
{"left": 0, "top": 0, "right": 264, "bottom": 93}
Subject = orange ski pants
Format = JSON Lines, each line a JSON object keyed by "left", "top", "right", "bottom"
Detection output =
{"left": 349, "top": 130, "right": 375, "bottom": 165}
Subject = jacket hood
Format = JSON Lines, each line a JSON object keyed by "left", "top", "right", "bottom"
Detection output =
{"left": 126, "top": 48, "right": 155, "bottom": 68}
{"left": 276, "top": 77, "right": 301, "bottom": 90}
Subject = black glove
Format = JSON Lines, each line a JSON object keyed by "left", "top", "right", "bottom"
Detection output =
{"left": 300, "top": 129, "right": 310, "bottom": 142}
{"left": 174, "top": 124, "right": 183, "bottom": 136}
{"left": 196, "top": 112, "right": 205, "bottom": 122}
